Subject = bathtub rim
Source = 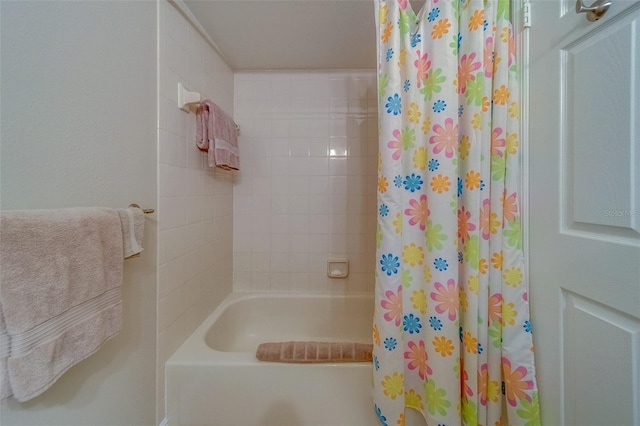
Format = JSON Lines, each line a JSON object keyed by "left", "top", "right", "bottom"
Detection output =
{"left": 166, "top": 291, "right": 375, "bottom": 366}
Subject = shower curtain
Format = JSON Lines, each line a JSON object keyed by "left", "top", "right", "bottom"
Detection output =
{"left": 373, "top": 0, "right": 540, "bottom": 425}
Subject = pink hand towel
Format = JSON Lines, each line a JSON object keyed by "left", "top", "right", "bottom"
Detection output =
{"left": 195, "top": 103, "right": 210, "bottom": 153}
{"left": 195, "top": 100, "right": 239, "bottom": 171}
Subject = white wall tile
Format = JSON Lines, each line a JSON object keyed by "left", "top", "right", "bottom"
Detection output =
{"left": 309, "top": 196, "right": 329, "bottom": 215}
{"left": 233, "top": 70, "right": 377, "bottom": 294}
{"left": 251, "top": 233, "right": 271, "bottom": 253}
{"left": 271, "top": 138, "right": 290, "bottom": 156}
{"left": 289, "top": 137, "right": 310, "bottom": 157}
{"left": 233, "top": 232, "right": 252, "bottom": 254}
{"left": 308, "top": 157, "right": 328, "bottom": 176}
{"left": 159, "top": 287, "right": 185, "bottom": 330}
{"left": 166, "top": 4, "right": 188, "bottom": 48}
{"left": 330, "top": 77, "right": 349, "bottom": 99}
{"left": 329, "top": 157, "right": 348, "bottom": 176}
{"left": 158, "top": 2, "right": 235, "bottom": 422}
{"left": 330, "top": 176, "right": 348, "bottom": 195}
{"left": 308, "top": 214, "right": 329, "bottom": 233}
{"left": 270, "top": 272, "right": 291, "bottom": 292}
{"left": 251, "top": 272, "right": 271, "bottom": 291}
{"left": 166, "top": 67, "right": 181, "bottom": 104}
{"left": 290, "top": 253, "right": 309, "bottom": 273}
{"left": 249, "top": 177, "right": 269, "bottom": 196}
{"left": 289, "top": 214, "right": 309, "bottom": 234}
{"left": 289, "top": 273, "right": 309, "bottom": 291}
{"left": 290, "top": 157, "right": 310, "bottom": 176}
{"left": 166, "top": 39, "right": 187, "bottom": 80}
{"left": 309, "top": 138, "right": 329, "bottom": 157}
{"left": 185, "top": 197, "right": 202, "bottom": 224}
{"left": 271, "top": 176, "right": 292, "bottom": 196}
{"left": 165, "top": 99, "right": 187, "bottom": 138}
{"left": 271, "top": 215, "right": 290, "bottom": 236}
{"left": 271, "top": 196, "right": 290, "bottom": 215}
{"left": 309, "top": 176, "right": 329, "bottom": 195}
{"left": 162, "top": 196, "right": 187, "bottom": 230}
{"left": 271, "top": 253, "right": 290, "bottom": 272}
{"left": 309, "top": 233, "right": 330, "bottom": 255}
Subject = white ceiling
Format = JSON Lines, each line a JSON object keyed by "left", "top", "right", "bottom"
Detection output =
{"left": 183, "top": 0, "right": 378, "bottom": 70}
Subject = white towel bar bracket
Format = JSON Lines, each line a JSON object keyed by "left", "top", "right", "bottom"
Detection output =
{"left": 178, "top": 83, "right": 201, "bottom": 112}
{"left": 177, "top": 83, "right": 240, "bottom": 134}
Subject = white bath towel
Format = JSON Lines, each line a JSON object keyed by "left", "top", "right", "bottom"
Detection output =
{"left": 0, "top": 207, "right": 124, "bottom": 402}
{"left": 117, "top": 206, "right": 145, "bottom": 259}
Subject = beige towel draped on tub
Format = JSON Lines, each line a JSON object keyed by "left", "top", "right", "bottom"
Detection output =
{"left": 0, "top": 206, "right": 145, "bottom": 402}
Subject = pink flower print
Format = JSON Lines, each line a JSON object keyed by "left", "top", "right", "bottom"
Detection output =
{"left": 479, "top": 198, "right": 499, "bottom": 240}
{"left": 457, "top": 206, "right": 476, "bottom": 244}
{"left": 508, "top": 28, "right": 516, "bottom": 66}
{"left": 387, "top": 129, "right": 402, "bottom": 160}
{"left": 491, "top": 127, "right": 506, "bottom": 157}
{"left": 404, "top": 340, "right": 432, "bottom": 379}
{"left": 457, "top": 52, "right": 481, "bottom": 93}
{"left": 488, "top": 293, "right": 502, "bottom": 323}
{"left": 479, "top": 198, "right": 491, "bottom": 240}
{"left": 502, "top": 357, "right": 534, "bottom": 406}
{"left": 381, "top": 285, "right": 403, "bottom": 326}
{"left": 478, "top": 363, "right": 500, "bottom": 405}
{"left": 478, "top": 363, "right": 489, "bottom": 405}
{"left": 460, "top": 358, "right": 473, "bottom": 398}
{"left": 484, "top": 37, "right": 495, "bottom": 78}
{"left": 415, "top": 51, "right": 431, "bottom": 88}
{"left": 430, "top": 279, "right": 458, "bottom": 321}
{"left": 398, "top": 0, "right": 408, "bottom": 9}
{"left": 429, "top": 118, "right": 459, "bottom": 158}
{"left": 405, "top": 194, "right": 429, "bottom": 231}
{"left": 502, "top": 190, "right": 518, "bottom": 222}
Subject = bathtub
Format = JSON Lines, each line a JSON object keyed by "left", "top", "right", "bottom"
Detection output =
{"left": 165, "top": 292, "right": 378, "bottom": 426}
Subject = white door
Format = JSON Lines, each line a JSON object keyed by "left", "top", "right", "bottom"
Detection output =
{"left": 528, "top": 0, "right": 640, "bottom": 425}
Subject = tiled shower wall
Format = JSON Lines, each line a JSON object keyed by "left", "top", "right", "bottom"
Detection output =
{"left": 233, "top": 71, "right": 378, "bottom": 293}
{"left": 157, "top": 1, "right": 234, "bottom": 421}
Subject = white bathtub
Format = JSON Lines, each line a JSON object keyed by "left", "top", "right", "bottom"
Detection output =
{"left": 165, "top": 292, "right": 378, "bottom": 426}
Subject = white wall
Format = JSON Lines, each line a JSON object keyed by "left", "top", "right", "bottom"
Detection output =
{"left": 233, "top": 71, "right": 378, "bottom": 293}
{"left": 156, "top": 2, "right": 235, "bottom": 421}
{"left": 0, "top": 1, "right": 157, "bottom": 425}
{"left": 1, "top": 2, "right": 376, "bottom": 423}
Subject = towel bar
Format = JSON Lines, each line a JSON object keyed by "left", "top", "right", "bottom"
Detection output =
{"left": 129, "top": 204, "right": 154, "bottom": 214}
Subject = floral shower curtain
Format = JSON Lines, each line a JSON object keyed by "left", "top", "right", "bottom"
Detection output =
{"left": 372, "top": 0, "right": 541, "bottom": 424}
